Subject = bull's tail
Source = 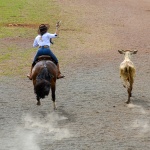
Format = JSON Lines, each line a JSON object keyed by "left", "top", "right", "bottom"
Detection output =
{"left": 126, "top": 66, "right": 135, "bottom": 83}
{"left": 120, "top": 65, "right": 135, "bottom": 89}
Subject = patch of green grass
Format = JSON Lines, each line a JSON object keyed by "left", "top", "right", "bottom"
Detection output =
{"left": 0, "top": 0, "right": 83, "bottom": 77}
{"left": 0, "top": 53, "right": 11, "bottom": 62}
{"left": 0, "top": 45, "right": 35, "bottom": 77}
{"left": 0, "top": 0, "right": 59, "bottom": 24}
{"left": 0, "top": 0, "right": 62, "bottom": 77}
{"left": 0, "top": 0, "right": 60, "bottom": 38}
{"left": 0, "top": 27, "right": 36, "bottom": 38}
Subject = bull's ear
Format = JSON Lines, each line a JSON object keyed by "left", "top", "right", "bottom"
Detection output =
{"left": 132, "top": 50, "right": 138, "bottom": 54}
{"left": 118, "top": 50, "right": 124, "bottom": 54}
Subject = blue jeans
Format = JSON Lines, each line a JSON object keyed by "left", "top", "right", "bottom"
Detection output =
{"left": 33, "top": 47, "right": 58, "bottom": 65}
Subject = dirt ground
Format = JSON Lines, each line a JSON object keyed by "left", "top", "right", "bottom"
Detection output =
{"left": 0, "top": 0, "right": 150, "bottom": 150}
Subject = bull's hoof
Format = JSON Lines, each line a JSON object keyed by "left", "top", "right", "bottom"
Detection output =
{"left": 125, "top": 100, "right": 130, "bottom": 104}
{"left": 53, "top": 102, "right": 57, "bottom": 110}
{"left": 53, "top": 105, "right": 57, "bottom": 110}
{"left": 37, "top": 101, "right": 41, "bottom": 105}
{"left": 54, "top": 107, "right": 57, "bottom": 111}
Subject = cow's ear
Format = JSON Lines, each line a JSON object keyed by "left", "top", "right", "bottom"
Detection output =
{"left": 132, "top": 50, "right": 138, "bottom": 54}
{"left": 118, "top": 50, "right": 124, "bottom": 54}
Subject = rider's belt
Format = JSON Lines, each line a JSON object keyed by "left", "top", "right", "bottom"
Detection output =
{"left": 39, "top": 45, "right": 49, "bottom": 48}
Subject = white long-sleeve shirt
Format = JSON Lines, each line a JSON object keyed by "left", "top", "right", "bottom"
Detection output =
{"left": 33, "top": 32, "right": 57, "bottom": 47}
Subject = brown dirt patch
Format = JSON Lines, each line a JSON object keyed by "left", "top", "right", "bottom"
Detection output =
{"left": 6, "top": 23, "right": 38, "bottom": 28}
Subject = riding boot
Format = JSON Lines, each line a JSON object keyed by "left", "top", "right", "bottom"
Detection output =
{"left": 27, "top": 65, "right": 33, "bottom": 80}
{"left": 57, "top": 63, "right": 65, "bottom": 79}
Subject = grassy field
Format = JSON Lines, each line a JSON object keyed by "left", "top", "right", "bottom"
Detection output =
{"left": 0, "top": 0, "right": 71, "bottom": 77}
{"left": 0, "top": 0, "right": 61, "bottom": 37}
{"left": 0, "top": 0, "right": 113, "bottom": 77}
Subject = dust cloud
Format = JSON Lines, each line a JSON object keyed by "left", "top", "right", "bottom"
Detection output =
{"left": 5, "top": 112, "right": 72, "bottom": 150}
{"left": 126, "top": 103, "right": 150, "bottom": 137}
{"left": 127, "top": 103, "right": 147, "bottom": 114}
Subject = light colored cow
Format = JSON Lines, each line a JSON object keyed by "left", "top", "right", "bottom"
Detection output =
{"left": 118, "top": 50, "right": 138, "bottom": 104}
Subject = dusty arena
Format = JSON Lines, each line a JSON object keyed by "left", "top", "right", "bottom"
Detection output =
{"left": 0, "top": 0, "right": 150, "bottom": 149}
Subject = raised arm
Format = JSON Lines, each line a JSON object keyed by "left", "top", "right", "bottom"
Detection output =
{"left": 55, "top": 21, "right": 61, "bottom": 35}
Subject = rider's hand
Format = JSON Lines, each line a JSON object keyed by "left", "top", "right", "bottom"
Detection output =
{"left": 56, "top": 21, "right": 61, "bottom": 28}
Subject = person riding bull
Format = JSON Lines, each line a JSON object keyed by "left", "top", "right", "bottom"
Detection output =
{"left": 27, "top": 22, "right": 65, "bottom": 80}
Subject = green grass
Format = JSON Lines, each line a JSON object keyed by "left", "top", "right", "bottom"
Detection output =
{"left": 0, "top": 0, "right": 84, "bottom": 77}
{"left": 0, "top": 0, "right": 62, "bottom": 77}
{"left": 0, "top": 0, "right": 59, "bottom": 23}
{"left": 0, "top": 0, "right": 61, "bottom": 38}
